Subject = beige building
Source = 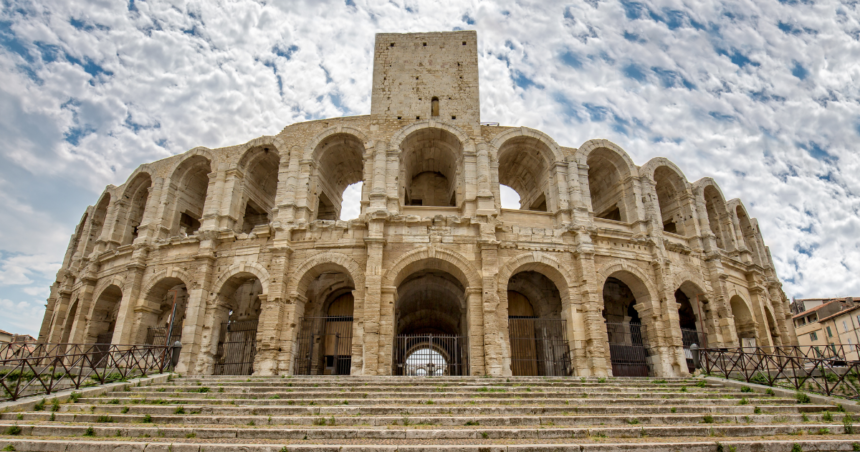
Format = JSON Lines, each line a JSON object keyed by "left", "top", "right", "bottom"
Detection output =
{"left": 37, "top": 31, "right": 796, "bottom": 378}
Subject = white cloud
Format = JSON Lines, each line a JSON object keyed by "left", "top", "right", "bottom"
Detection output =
{"left": 0, "top": 298, "right": 45, "bottom": 336}
{"left": 0, "top": 0, "right": 859, "bottom": 342}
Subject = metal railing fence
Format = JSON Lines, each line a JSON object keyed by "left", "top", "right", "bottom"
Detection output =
{"left": 0, "top": 343, "right": 170, "bottom": 401}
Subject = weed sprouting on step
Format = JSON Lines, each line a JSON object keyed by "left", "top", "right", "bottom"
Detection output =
{"left": 696, "top": 380, "right": 707, "bottom": 388}
{"left": 106, "top": 399, "right": 120, "bottom": 404}
{"left": 790, "top": 443, "right": 803, "bottom": 452}
{"left": 4, "top": 425, "right": 21, "bottom": 436}
{"left": 702, "top": 415, "right": 714, "bottom": 424}
{"left": 464, "top": 420, "right": 479, "bottom": 426}
{"left": 801, "top": 413, "right": 809, "bottom": 422}
{"left": 69, "top": 392, "right": 81, "bottom": 403}
{"left": 33, "top": 399, "right": 45, "bottom": 411}
{"left": 121, "top": 407, "right": 129, "bottom": 414}
{"left": 1, "top": 445, "right": 16, "bottom": 451}
{"left": 174, "top": 407, "right": 185, "bottom": 415}
{"left": 796, "top": 392, "right": 811, "bottom": 404}
{"left": 816, "top": 427, "right": 830, "bottom": 435}
{"left": 186, "top": 432, "right": 197, "bottom": 438}
{"left": 269, "top": 395, "right": 281, "bottom": 399}
{"left": 627, "top": 418, "right": 640, "bottom": 425}
{"left": 651, "top": 379, "right": 667, "bottom": 384}
{"left": 844, "top": 414, "right": 856, "bottom": 434}
{"left": 96, "top": 415, "right": 114, "bottom": 423}
{"left": 739, "top": 398, "right": 748, "bottom": 405}
{"left": 51, "top": 399, "right": 60, "bottom": 412}
{"left": 822, "top": 411, "right": 833, "bottom": 422}
{"left": 481, "top": 432, "right": 489, "bottom": 439}
{"left": 597, "top": 378, "right": 606, "bottom": 383}
{"left": 680, "top": 387, "right": 687, "bottom": 392}
{"left": 740, "top": 386, "right": 752, "bottom": 393}
{"left": 15, "top": 414, "right": 22, "bottom": 421}
{"left": 766, "top": 388, "right": 775, "bottom": 396}
{"left": 754, "top": 407, "right": 762, "bottom": 414}
{"left": 49, "top": 413, "right": 55, "bottom": 422}
{"left": 115, "top": 430, "right": 122, "bottom": 437}
{"left": 670, "top": 407, "right": 677, "bottom": 413}
{"left": 279, "top": 447, "right": 288, "bottom": 452}
{"left": 194, "top": 387, "right": 210, "bottom": 393}
{"left": 142, "top": 414, "right": 153, "bottom": 423}
{"left": 83, "top": 426, "right": 95, "bottom": 437}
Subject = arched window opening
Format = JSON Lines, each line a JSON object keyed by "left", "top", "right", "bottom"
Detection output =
{"left": 587, "top": 149, "right": 627, "bottom": 222}
{"left": 69, "top": 213, "right": 88, "bottom": 264}
{"left": 401, "top": 128, "right": 462, "bottom": 207}
{"left": 314, "top": 134, "right": 365, "bottom": 220}
{"left": 764, "top": 307, "right": 778, "bottom": 344}
{"left": 431, "top": 97, "right": 440, "bottom": 117}
{"left": 676, "top": 284, "right": 708, "bottom": 372}
{"left": 736, "top": 206, "right": 759, "bottom": 262}
{"left": 339, "top": 182, "right": 362, "bottom": 221}
{"left": 393, "top": 267, "right": 467, "bottom": 375}
{"left": 497, "top": 137, "right": 552, "bottom": 212}
{"left": 170, "top": 156, "right": 211, "bottom": 236}
{"left": 212, "top": 274, "right": 263, "bottom": 375}
{"left": 602, "top": 276, "right": 651, "bottom": 376}
{"left": 238, "top": 147, "right": 280, "bottom": 234}
{"left": 507, "top": 270, "right": 569, "bottom": 376}
{"left": 122, "top": 174, "right": 152, "bottom": 245}
{"left": 703, "top": 186, "right": 726, "bottom": 250}
{"left": 88, "top": 285, "right": 123, "bottom": 345}
{"left": 60, "top": 300, "right": 79, "bottom": 345}
{"left": 295, "top": 268, "right": 356, "bottom": 376}
{"left": 139, "top": 279, "right": 189, "bottom": 346}
{"left": 85, "top": 195, "right": 110, "bottom": 257}
{"left": 730, "top": 296, "right": 756, "bottom": 348}
{"left": 654, "top": 166, "right": 687, "bottom": 235}
{"left": 499, "top": 184, "right": 521, "bottom": 209}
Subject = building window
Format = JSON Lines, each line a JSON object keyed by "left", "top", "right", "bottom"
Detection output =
{"left": 844, "top": 320, "right": 849, "bottom": 333}
{"left": 827, "top": 326, "right": 833, "bottom": 337}
{"left": 431, "top": 97, "right": 439, "bottom": 117}
{"left": 810, "top": 331, "right": 818, "bottom": 341}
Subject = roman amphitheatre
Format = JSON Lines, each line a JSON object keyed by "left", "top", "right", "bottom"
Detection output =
{"left": 37, "top": 30, "right": 796, "bottom": 379}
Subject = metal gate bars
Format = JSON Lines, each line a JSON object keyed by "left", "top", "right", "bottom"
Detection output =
{"left": 605, "top": 322, "right": 650, "bottom": 377}
{"left": 681, "top": 328, "right": 706, "bottom": 373}
{"left": 508, "top": 317, "right": 572, "bottom": 376}
{"left": 214, "top": 319, "right": 259, "bottom": 375}
{"left": 394, "top": 334, "right": 468, "bottom": 376}
{"left": 294, "top": 316, "right": 354, "bottom": 375}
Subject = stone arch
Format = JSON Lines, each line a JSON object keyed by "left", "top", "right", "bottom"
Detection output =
{"left": 639, "top": 157, "right": 688, "bottom": 183}
{"left": 166, "top": 148, "right": 216, "bottom": 177}
{"left": 288, "top": 252, "right": 365, "bottom": 298}
{"left": 140, "top": 268, "right": 194, "bottom": 299}
{"left": 729, "top": 294, "right": 757, "bottom": 342}
{"left": 165, "top": 152, "right": 213, "bottom": 236}
{"left": 646, "top": 161, "right": 691, "bottom": 235}
{"left": 390, "top": 120, "right": 476, "bottom": 155}
{"left": 596, "top": 261, "right": 658, "bottom": 302}
{"left": 575, "top": 140, "right": 638, "bottom": 223}
{"left": 233, "top": 137, "right": 285, "bottom": 234}
{"left": 306, "top": 127, "right": 368, "bottom": 221}
{"left": 694, "top": 178, "right": 731, "bottom": 251}
{"left": 86, "top": 284, "right": 123, "bottom": 344}
{"left": 117, "top": 169, "right": 154, "bottom": 246}
{"left": 496, "top": 252, "right": 572, "bottom": 301}
{"left": 382, "top": 246, "right": 482, "bottom": 290}
{"left": 393, "top": 123, "right": 470, "bottom": 207}
{"left": 211, "top": 262, "right": 271, "bottom": 300}
{"left": 491, "top": 128, "right": 564, "bottom": 212}
{"left": 728, "top": 199, "right": 762, "bottom": 263}
{"left": 236, "top": 136, "right": 289, "bottom": 168}
{"left": 82, "top": 191, "right": 112, "bottom": 259}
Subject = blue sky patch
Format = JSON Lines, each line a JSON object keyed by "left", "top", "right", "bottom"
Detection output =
{"left": 559, "top": 50, "right": 582, "bottom": 69}
{"left": 709, "top": 111, "right": 735, "bottom": 122}
{"left": 792, "top": 61, "right": 809, "bottom": 80}
{"left": 622, "top": 63, "right": 647, "bottom": 82}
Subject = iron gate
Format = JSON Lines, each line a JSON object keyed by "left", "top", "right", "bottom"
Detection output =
{"left": 294, "top": 316, "right": 354, "bottom": 375}
{"left": 394, "top": 334, "right": 468, "bottom": 376}
{"left": 145, "top": 327, "right": 181, "bottom": 346}
{"left": 606, "top": 322, "right": 650, "bottom": 377}
{"left": 214, "top": 319, "right": 259, "bottom": 375}
{"left": 508, "top": 317, "right": 571, "bottom": 376}
{"left": 681, "top": 328, "right": 706, "bottom": 373}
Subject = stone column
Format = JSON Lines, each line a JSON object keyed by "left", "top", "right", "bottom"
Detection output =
{"left": 368, "top": 142, "right": 388, "bottom": 212}
{"left": 113, "top": 249, "right": 149, "bottom": 345}
{"left": 278, "top": 293, "right": 307, "bottom": 374}
{"left": 463, "top": 150, "right": 478, "bottom": 216}
{"left": 276, "top": 146, "right": 302, "bottom": 224}
{"left": 466, "top": 287, "right": 485, "bottom": 376}
{"left": 552, "top": 162, "right": 571, "bottom": 225}
{"left": 135, "top": 177, "right": 165, "bottom": 243}
{"left": 179, "top": 243, "right": 217, "bottom": 374}
{"left": 479, "top": 240, "right": 501, "bottom": 376}
{"left": 254, "top": 243, "right": 292, "bottom": 375}
{"left": 573, "top": 232, "right": 610, "bottom": 377}
{"left": 378, "top": 285, "right": 396, "bottom": 375}
{"left": 364, "top": 226, "right": 386, "bottom": 375}
{"left": 475, "top": 143, "right": 495, "bottom": 215}
{"left": 200, "top": 170, "right": 225, "bottom": 231}
{"left": 218, "top": 168, "right": 245, "bottom": 231}
{"left": 385, "top": 147, "right": 401, "bottom": 213}
{"left": 46, "top": 288, "right": 73, "bottom": 344}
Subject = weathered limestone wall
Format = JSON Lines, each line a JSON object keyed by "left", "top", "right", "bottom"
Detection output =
{"left": 38, "top": 31, "right": 796, "bottom": 378}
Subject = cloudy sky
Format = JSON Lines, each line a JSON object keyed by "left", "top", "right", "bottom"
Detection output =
{"left": 1, "top": 0, "right": 859, "bottom": 336}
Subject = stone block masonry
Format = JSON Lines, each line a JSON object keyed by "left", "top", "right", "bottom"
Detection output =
{"left": 38, "top": 30, "right": 797, "bottom": 378}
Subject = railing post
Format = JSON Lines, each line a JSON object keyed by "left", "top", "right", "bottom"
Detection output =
{"left": 690, "top": 344, "right": 700, "bottom": 370}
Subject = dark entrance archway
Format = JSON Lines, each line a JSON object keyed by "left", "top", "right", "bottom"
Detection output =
{"left": 602, "top": 276, "right": 651, "bottom": 377}
{"left": 211, "top": 274, "right": 263, "bottom": 375}
{"left": 393, "top": 269, "right": 468, "bottom": 376}
{"left": 294, "top": 267, "right": 356, "bottom": 376}
{"left": 506, "top": 271, "right": 570, "bottom": 376}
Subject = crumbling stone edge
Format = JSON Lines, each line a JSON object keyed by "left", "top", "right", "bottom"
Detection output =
{"left": 0, "top": 372, "right": 174, "bottom": 414}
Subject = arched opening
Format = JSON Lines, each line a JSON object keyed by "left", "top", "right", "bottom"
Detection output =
{"left": 431, "top": 97, "right": 440, "bottom": 117}
{"left": 294, "top": 266, "right": 356, "bottom": 375}
{"left": 69, "top": 213, "right": 88, "bottom": 264}
{"left": 169, "top": 155, "right": 211, "bottom": 236}
{"left": 85, "top": 195, "right": 110, "bottom": 258}
{"left": 394, "top": 268, "right": 467, "bottom": 375}
{"left": 764, "top": 306, "right": 778, "bottom": 345}
{"left": 497, "top": 137, "right": 553, "bottom": 211}
{"left": 237, "top": 147, "right": 280, "bottom": 234}
{"left": 736, "top": 206, "right": 760, "bottom": 263}
{"left": 60, "top": 300, "right": 79, "bottom": 345}
{"left": 654, "top": 166, "right": 687, "bottom": 235}
{"left": 121, "top": 173, "right": 152, "bottom": 245}
{"left": 602, "top": 275, "right": 650, "bottom": 376}
{"left": 730, "top": 295, "right": 756, "bottom": 348}
{"left": 506, "top": 271, "right": 570, "bottom": 376}
{"left": 314, "top": 133, "right": 365, "bottom": 221}
{"left": 340, "top": 182, "right": 363, "bottom": 221}
{"left": 675, "top": 283, "right": 708, "bottom": 372}
{"left": 499, "top": 185, "right": 521, "bottom": 209}
{"left": 138, "top": 278, "right": 189, "bottom": 346}
{"left": 703, "top": 186, "right": 727, "bottom": 250}
{"left": 211, "top": 273, "right": 263, "bottom": 375}
{"left": 88, "top": 285, "right": 123, "bottom": 345}
{"left": 587, "top": 148, "right": 628, "bottom": 222}
{"left": 400, "top": 128, "right": 461, "bottom": 207}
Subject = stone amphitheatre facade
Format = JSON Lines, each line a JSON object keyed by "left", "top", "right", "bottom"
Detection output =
{"left": 37, "top": 31, "right": 797, "bottom": 378}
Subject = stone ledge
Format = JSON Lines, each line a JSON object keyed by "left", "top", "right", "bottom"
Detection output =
{"left": 0, "top": 372, "right": 173, "bottom": 414}
{"left": 704, "top": 375, "right": 860, "bottom": 413}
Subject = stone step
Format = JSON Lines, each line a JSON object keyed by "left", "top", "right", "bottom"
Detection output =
{"left": 134, "top": 385, "right": 727, "bottom": 393}
{"left": 0, "top": 422, "right": 851, "bottom": 440}
{"left": 3, "top": 412, "right": 839, "bottom": 426}
{"left": 50, "top": 403, "right": 827, "bottom": 416}
{"left": 112, "top": 390, "right": 772, "bottom": 400}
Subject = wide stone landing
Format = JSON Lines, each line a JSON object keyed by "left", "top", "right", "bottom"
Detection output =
{"left": 1, "top": 376, "right": 858, "bottom": 451}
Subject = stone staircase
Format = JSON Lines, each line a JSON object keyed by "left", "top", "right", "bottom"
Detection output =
{"left": 1, "top": 375, "right": 859, "bottom": 451}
